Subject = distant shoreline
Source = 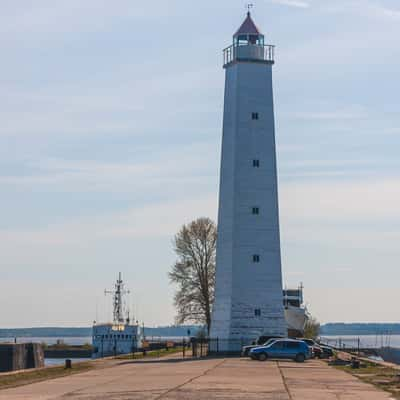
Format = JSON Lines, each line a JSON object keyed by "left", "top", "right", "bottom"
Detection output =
{"left": 0, "top": 325, "right": 201, "bottom": 338}
{"left": 1, "top": 323, "right": 400, "bottom": 337}
{"left": 321, "top": 323, "right": 400, "bottom": 336}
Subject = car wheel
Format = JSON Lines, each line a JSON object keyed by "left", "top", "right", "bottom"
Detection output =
{"left": 258, "top": 353, "right": 268, "bottom": 361}
{"left": 295, "top": 353, "right": 305, "bottom": 363}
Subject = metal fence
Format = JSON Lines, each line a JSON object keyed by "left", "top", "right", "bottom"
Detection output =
{"left": 191, "top": 338, "right": 253, "bottom": 357}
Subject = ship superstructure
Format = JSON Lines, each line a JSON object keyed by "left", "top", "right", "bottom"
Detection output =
{"left": 283, "top": 284, "right": 310, "bottom": 337}
{"left": 92, "top": 273, "right": 143, "bottom": 358}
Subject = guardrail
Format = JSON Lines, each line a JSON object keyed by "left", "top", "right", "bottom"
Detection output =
{"left": 223, "top": 44, "right": 275, "bottom": 66}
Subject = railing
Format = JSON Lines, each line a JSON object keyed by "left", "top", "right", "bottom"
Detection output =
{"left": 190, "top": 337, "right": 253, "bottom": 356}
{"left": 223, "top": 44, "right": 275, "bottom": 66}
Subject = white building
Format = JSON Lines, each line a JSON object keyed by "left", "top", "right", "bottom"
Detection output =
{"left": 210, "top": 12, "right": 287, "bottom": 349}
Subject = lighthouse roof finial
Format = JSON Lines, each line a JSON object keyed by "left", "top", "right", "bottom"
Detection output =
{"left": 234, "top": 6, "right": 263, "bottom": 37}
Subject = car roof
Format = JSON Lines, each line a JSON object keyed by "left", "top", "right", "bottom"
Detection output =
{"left": 271, "top": 339, "right": 306, "bottom": 344}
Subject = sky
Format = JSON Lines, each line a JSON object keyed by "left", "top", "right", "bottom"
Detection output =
{"left": 1, "top": 0, "right": 399, "bottom": 328}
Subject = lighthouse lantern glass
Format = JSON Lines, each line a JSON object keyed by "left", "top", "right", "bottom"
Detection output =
{"left": 234, "top": 33, "right": 264, "bottom": 46}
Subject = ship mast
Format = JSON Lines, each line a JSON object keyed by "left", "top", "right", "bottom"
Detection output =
{"left": 105, "top": 272, "right": 130, "bottom": 324}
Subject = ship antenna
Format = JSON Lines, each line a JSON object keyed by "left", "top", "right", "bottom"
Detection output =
{"left": 105, "top": 272, "right": 130, "bottom": 324}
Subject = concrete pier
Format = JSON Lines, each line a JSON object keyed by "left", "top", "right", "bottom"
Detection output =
{"left": 0, "top": 343, "right": 44, "bottom": 373}
{"left": 0, "top": 355, "right": 392, "bottom": 399}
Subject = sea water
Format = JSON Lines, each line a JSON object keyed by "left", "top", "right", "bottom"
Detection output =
{"left": 0, "top": 337, "right": 93, "bottom": 366}
{"left": 0, "top": 336, "right": 92, "bottom": 345}
{"left": 321, "top": 334, "right": 400, "bottom": 349}
{"left": 2, "top": 335, "right": 400, "bottom": 348}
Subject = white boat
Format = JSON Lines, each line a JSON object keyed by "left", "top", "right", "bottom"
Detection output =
{"left": 283, "top": 285, "right": 309, "bottom": 337}
{"left": 92, "top": 273, "right": 143, "bottom": 358}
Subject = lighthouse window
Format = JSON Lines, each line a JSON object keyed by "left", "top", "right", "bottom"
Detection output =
{"left": 253, "top": 160, "right": 260, "bottom": 168}
{"left": 252, "top": 112, "right": 259, "bottom": 120}
{"left": 254, "top": 309, "right": 261, "bottom": 317}
{"left": 253, "top": 254, "right": 260, "bottom": 263}
{"left": 252, "top": 207, "right": 260, "bottom": 215}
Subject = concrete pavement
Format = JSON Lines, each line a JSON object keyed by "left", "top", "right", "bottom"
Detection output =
{"left": 0, "top": 355, "right": 394, "bottom": 399}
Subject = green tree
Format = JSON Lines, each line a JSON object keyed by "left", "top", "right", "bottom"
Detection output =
{"left": 169, "top": 217, "right": 217, "bottom": 335}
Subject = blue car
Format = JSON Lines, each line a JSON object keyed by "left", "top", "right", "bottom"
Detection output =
{"left": 249, "top": 339, "right": 311, "bottom": 362}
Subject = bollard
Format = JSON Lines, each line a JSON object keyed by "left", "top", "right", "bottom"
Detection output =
{"left": 65, "top": 359, "right": 72, "bottom": 369}
{"left": 351, "top": 357, "right": 360, "bottom": 369}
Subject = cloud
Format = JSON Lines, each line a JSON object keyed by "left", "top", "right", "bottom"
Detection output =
{"left": 321, "top": 0, "right": 400, "bottom": 22}
{"left": 3, "top": 177, "right": 399, "bottom": 249}
{"left": 0, "top": 194, "right": 217, "bottom": 258}
{"left": 279, "top": 178, "right": 400, "bottom": 254}
{"left": 1, "top": 0, "right": 400, "bottom": 327}
{"left": 0, "top": 0, "right": 176, "bottom": 36}
{"left": 379, "top": 6, "right": 400, "bottom": 20}
{"left": 269, "top": 0, "right": 310, "bottom": 8}
{"left": 284, "top": 107, "right": 367, "bottom": 121}
{"left": 0, "top": 147, "right": 218, "bottom": 192}
{"left": 355, "top": 1, "right": 400, "bottom": 21}
{"left": 280, "top": 178, "right": 400, "bottom": 223}
{"left": 0, "top": 63, "right": 219, "bottom": 138}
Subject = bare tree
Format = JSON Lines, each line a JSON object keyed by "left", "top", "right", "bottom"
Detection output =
{"left": 169, "top": 217, "right": 217, "bottom": 334}
{"left": 304, "top": 316, "right": 321, "bottom": 339}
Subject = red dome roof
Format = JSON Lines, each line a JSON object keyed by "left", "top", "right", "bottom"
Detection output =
{"left": 234, "top": 12, "right": 263, "bottom": 37}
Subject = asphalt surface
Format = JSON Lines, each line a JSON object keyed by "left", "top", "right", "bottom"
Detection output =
{"left": 0, "top": 355, "right": 394, "bottom": 399}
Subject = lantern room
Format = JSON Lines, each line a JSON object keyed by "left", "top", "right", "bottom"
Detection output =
{"left": 223, "top": 12, "right": 274, "bottom": 67}
{"left": 233, "top": 12, "right": 265, "bottom": 46}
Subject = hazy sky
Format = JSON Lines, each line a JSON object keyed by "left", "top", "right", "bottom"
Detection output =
{"left": 1, "top": 0, "right": 399, "bottom": 328}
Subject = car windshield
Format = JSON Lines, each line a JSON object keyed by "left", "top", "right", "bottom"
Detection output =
{"left": 263, "top": 338, "right": 278, "bottom": 346}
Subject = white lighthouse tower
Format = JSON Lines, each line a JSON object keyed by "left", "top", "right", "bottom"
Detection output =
{"left": 210, "top": 11, "right": 287, "bottom": 349}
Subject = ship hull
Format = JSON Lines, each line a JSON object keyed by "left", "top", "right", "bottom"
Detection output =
{"left": 284, "top": 305, "right": 308, "bottom": 337}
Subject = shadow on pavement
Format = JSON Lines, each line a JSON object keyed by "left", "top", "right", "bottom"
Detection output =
{"left": 116, "top": 357, "right": 215, "bottom": 366}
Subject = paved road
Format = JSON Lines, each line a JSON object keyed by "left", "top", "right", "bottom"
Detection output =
{"left": 0, "top": 356, "right": 393, "bottom": 399}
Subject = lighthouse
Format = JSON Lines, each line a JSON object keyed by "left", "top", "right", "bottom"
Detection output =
{"left": 210, "top": 12, "right": 287, "bottom": 349}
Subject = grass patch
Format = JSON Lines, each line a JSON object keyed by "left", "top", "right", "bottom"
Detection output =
{"left": 0, "top": 362, "right": 94, "bottom": 391}
{"left": 333, "top": 361, "right": 400, "bottom": 399}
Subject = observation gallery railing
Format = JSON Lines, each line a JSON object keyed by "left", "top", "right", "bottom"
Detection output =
{"left": 223, "top": 44, "right": 275, "bottom": 67}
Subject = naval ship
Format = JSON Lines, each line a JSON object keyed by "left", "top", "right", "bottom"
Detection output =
{"left": 92, "top": 273, "right": 143, "bottom": 358}
{"left": 283, "top": 284, "right": 310, "bottom": 337}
